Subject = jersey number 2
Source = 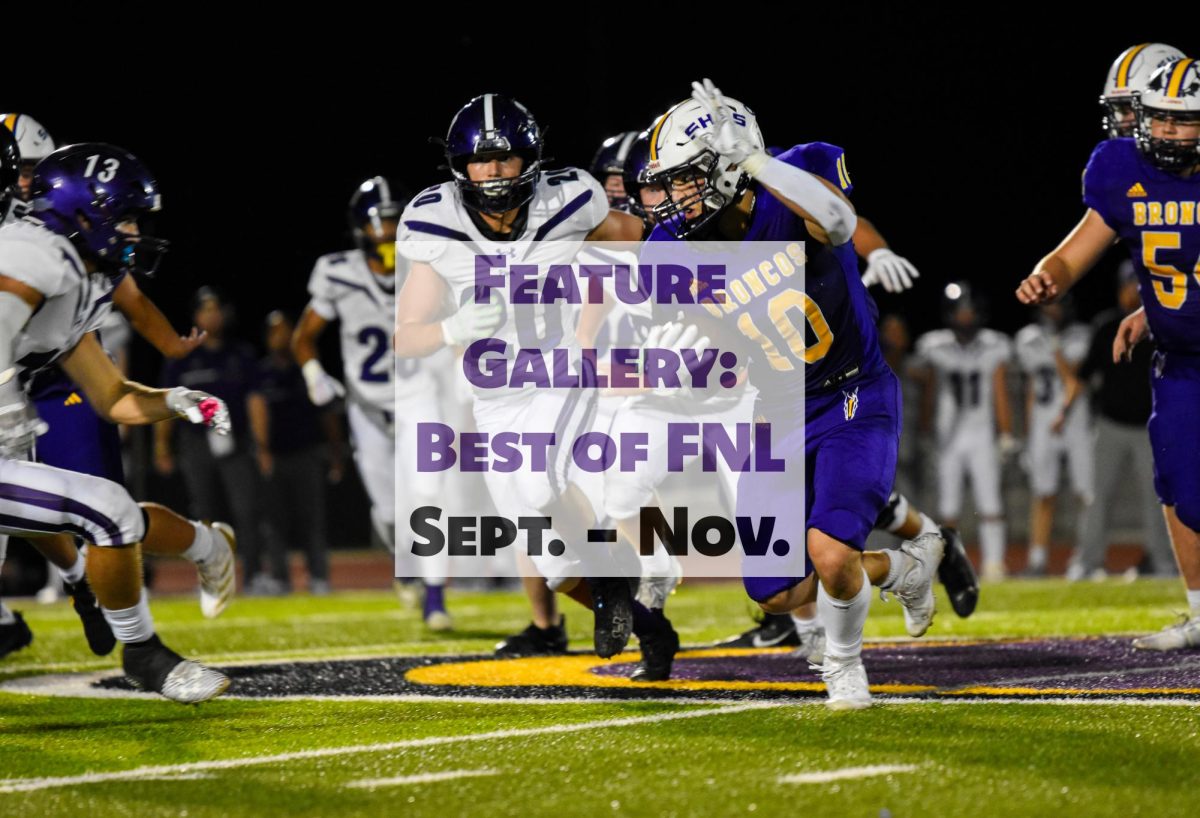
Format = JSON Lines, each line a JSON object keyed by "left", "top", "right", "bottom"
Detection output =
{"left": 358, "top": 327, "right": 392, "bottom": 383}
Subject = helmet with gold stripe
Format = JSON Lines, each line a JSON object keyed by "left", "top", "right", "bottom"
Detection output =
{"left": 1134, "top": 58, "right": 1200, "bottom": 170}
{"left": 1100, "top": 44, "right": 1184, "bottom": 138}
{"left": 643, "top": 95, "right": 763, "bottom": 239}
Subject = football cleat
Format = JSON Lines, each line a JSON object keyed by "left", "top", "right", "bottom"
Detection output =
{"left": 425, "top": 611, "right": 453, "bottom": 632}
{"left": 495, "top": 617, "right": 569, "bottom": 657}
{"left": 937, "top": 526, "right": 980, "bottom": 618}
{"left": 981, "top": 561, "right": 1008, "bottom": 583}
{"left": 63, "top": 576, "right": 116, "bottom": 656}
{"left": 882, "top": 532, "right": 945, "bottom": 638}
{"left": 589, "top": 578, "right": 634, "bottom": 659}
{"left": 790, "top": 627, "right": 827, "bottom": 665}
{"left": 629, "top": 615, "right": 680, "bottom": 682}
{"left": 198, "top": 522, "right": 236, "bottom": 618}
{"left": 0, "top": 611, "right": 33, "bottom": 659}
{"left": 393, "top": 579, "right": 421, "bottom": 609}
{"left": 815, "top": 655, "right": 872, "bottom": 711}
{"left": 715, "top": 612, "right": 800, "bottom": 648}
{"left": 122, "top": 635, "right": 229, "bottom": 704}
{"left": 1132, "top": 615, "right": 1200, "bottom": 651}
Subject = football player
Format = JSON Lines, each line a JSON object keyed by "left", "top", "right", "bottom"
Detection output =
{"left": 0, "top": 143, "right": 234, "bottom": 700}
{"left": 293, "top": 178, "right": 454, "bottom": 630}
{"left": 591, "top": 131, "right": 640, "bottom": 210}
{"left": 1014, "top": 299, "right": 1093, "bottom": 575}
{"left": 1100, "top": 44, "right": 1186, "bottom": 140}
{"left": 396, "top": 94, "right": 680, "bottom": 667}
{"left": 913, "top": 283, "right": 1014, "bottom": 582}
{"left": 0, "top": 113, "right": 54, "bottom": 214}
{"left": 1017, "top": 57, "right": 1200, "bottom": 650}
{"left": 638, "top": 80, "right": 945, "bottom": 708}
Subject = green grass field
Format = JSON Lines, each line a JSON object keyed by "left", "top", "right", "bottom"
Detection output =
{"left": 2, "top": 580, "right": 1199, "bottom": 817}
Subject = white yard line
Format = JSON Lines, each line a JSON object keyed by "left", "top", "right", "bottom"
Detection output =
{"left": 0, "top": 702, "right": 781, "bottom": 795}
{"left": 779, "top": 764, "right": 922, "bottom": 785}
{"left": 345, "top": 769, "right": 499, "bottom": 789}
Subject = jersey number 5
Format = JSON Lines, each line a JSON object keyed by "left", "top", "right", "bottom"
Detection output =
{"left": 1143, "top": 231, "right": 1200, "bottom": 310}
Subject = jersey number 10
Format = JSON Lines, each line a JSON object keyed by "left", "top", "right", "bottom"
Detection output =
{"left": 735, "top": 289, "right": 834, "bottom": 371}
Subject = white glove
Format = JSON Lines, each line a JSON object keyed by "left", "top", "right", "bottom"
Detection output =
{"left": 440, "top": 292, "right": 504, "bottom": 346}
{"left": 690, "top": 78, "right": 761, "bottom": 167}
{"left": 642, "top": 321, "right": 710, "bottom": 399}
{"left": 0, "top": 369, "right": 47, "bottom": 459}
{"left": 861, "top": 248, "right": 920, "bottom": 293}
{"left": 301, "top": 359, "right": 345, "bottom": 407}
{"left": 166, "top": 387, "right": 231, "bottom": 435}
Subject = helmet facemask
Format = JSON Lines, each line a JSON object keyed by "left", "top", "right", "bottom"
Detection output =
{"left": 648, "top": 149, "right": 736, "bottom": 239}
{"left": 449, "top": 145, "right": 541, "bottom": 215}
{"left": 1134, "top": 97, "right": 1200, "bottom": 171}
{"left": 1099, "top": 94, "right": 1138, "bottom": 139}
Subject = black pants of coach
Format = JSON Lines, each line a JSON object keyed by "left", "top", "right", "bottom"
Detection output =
{"left": 177, "top": 433, "right": 285, "bottom": 582}
{"left": 262, "top": 447, "right": 330, "bottom": 585}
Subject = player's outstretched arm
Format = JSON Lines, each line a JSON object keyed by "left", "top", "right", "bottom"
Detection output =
{"left": 855, "top": 218, "right": 920, "bottom": 293}
{"left": 292, "top": 306, "right": 345, "bottom": 406}
{"left": 1017, "top": 210, "right": 1115, "bottom": 305}
{"left": 112, "top": 275, "right": 205, "bottom": 359}
{"left": 586, "top": 210, "right": 644, "bottom": 243}
{"left": 61, "top": 333, "right": 230, "bottom": 433}
{"left": 396, "top": 261, "right": 499, "bottom": 357}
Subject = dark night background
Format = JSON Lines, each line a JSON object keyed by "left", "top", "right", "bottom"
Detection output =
{"left": 8, "top": 10, "right": 1183, "bottom": 364}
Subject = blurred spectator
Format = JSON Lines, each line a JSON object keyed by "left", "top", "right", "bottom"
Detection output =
{"left": 1013, "top": 299, "right": 1094, "bottom": 575}
{"left": 251, "top": 311, "right": 345, "bottom": 594}
{"left": 1068, "top": 263, "right": 1175, "bottom": 579}
{"left": 155, "top": 287, "right": 285, "bottom": 592}
{"left": 879, "top": 314, "right": 921, "bottom": 502}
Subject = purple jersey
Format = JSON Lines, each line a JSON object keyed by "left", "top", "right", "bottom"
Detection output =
{"left": 1083, "top": 138, "right": 1200, "bottom": 354}
{"left": 646, "top": 142, "right": 887, "bottom": 411}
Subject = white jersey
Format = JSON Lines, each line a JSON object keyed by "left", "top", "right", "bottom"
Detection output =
{"left": 915, "top": 328, "right": 1011, "bottom": 444}
{"left": 0, "top": 219, "right": 116, "bottom": 380}
{"left": 396, "top": 167, "right": 610, "bottom": 399}
{"left": 307, "top": 248, "right": 425, "bottom": 413}
{"left": 1014, "top": 321, "right": 1092, "bottom": 432}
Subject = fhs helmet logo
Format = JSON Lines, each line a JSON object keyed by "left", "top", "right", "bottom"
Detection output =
{"left": 843, "top": 387, "right": 860, "bottom": 421}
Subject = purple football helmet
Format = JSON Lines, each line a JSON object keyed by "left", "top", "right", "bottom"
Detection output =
{"left": 0, "top": 126, "right": 18, "bottom": 219}
{"left": 622, "top": 130, "right": 653, "bottom": 219}
{"left": 591, "top": 131, "right": 639, "bottom": 209}
{"left": 348, "top": 176, "right": 404, "bottom": 272}
{"left": 444, "top": 94, "right": 542, "bottom": 215}
{"left": 30, "top": 143, "right": 168, "bottom": 276}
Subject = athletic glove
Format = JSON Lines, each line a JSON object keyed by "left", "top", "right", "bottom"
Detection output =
{"left": 166, "top": 387, "right": 231, "bottom": 435}
{"left": 301, "top": 359, "right": 346, "bottom": 407}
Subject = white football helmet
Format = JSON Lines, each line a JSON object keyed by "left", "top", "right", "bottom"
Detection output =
{"left": 644, "top": 95, "right": 763, "bottom": 238}
{"left": 1100, "top": 44, "right": 1185, "bottom": 138}
{"left": 0, "top": 113, "right": 55, "bottom": 163}
{"left": 1135, "top": 58, "right": 1200, "bottom": 170}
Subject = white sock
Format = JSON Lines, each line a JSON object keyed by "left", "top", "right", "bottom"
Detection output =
{"left": 1186, "top": 589, "right": 1200, "bottom": 619}
{"left": 1027, "top": 544, "right": 1047, "bottom": 571}
{"left": 0, "top": 602, "right": 14, "bottom": 625}
{"left": 60, "top": 551, "right": 86, "bottom": 585}
{"left": 917, "top": 513, "right": 939, "bottom": 538}
{"left": 880, "top": 550, "right": 902, "bottom": 590}
{"left": 790, "top": 610, "right": 822, "bottom": 633}
{"left": 817, "top": 568, "right": 871, "bottom": 661}
{"left": 102, "top": 589, "right": 155, "bottom": 644}
{"left": 183, "top": 522, "right": 215, "bottom": 564}
{"left": 882, "top": 494, "right": 910, "bottom": 533}
{"left": 980, "top": 520, "right": 1006, "bottom": 567}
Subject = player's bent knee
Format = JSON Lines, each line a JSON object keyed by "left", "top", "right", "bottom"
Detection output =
{"left": 77, "top": 476, "right": 146, "bottom": 547}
